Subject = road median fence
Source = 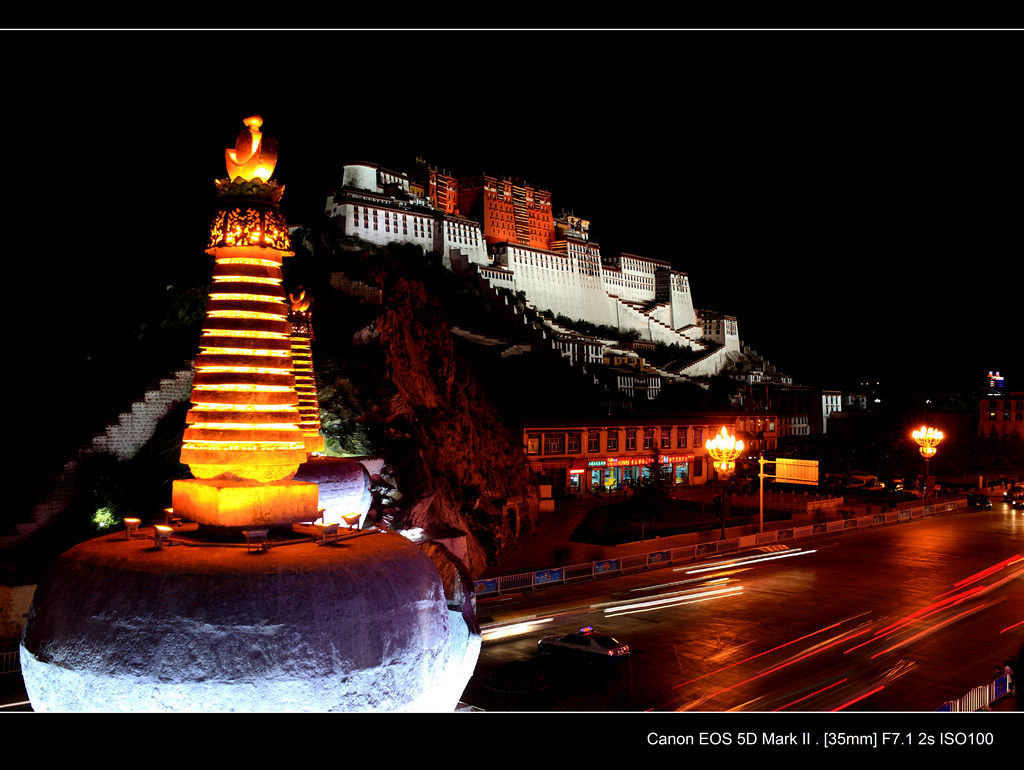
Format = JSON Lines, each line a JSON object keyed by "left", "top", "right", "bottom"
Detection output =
{"left": 474, "top": 498, "right": 968, "bottom": 596}
{"left": 939, "top": 674, "right": 1015, "bottom": 712}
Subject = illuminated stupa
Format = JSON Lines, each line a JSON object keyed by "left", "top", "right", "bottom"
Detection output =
{"left": 18, "top": 116, "right": 480, "bottom": 712}
{"left": 171, "top": 115, "right": 318, "bottom": 528}
{"left": 288, "top": 288, "right": 326, "bottom": 455}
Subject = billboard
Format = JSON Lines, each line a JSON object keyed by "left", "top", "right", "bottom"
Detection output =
{"left": 775, "top": 458, "right": 819, "bottom": 485}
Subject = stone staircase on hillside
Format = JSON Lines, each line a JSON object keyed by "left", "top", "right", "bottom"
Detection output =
{"left": 677, "top": 342, "right": 730, "bottom": 378}
{"left": 611, "top": 296, "right": 705, "bottom": 349}
{"left": 2, "top": 365, "right": 195, "bottom": 548}
{"left": 89, "top": 367, "right": 194, "bottom": 460}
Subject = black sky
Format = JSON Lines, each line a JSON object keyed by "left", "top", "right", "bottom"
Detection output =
{"left": 6, "top": 29, "right": 1021, "bottom": 412}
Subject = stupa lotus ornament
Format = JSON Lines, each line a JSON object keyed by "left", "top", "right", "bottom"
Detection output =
{"left": 289, "top": 288, "right": 312, "bottom": 314}
{"left": 225, "top": 114, "right": 279, "bottom": 182}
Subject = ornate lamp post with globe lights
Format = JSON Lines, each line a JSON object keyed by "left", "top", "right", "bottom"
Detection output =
{"left": 912, "top": 425, "right": 944, "bottom": 502}
{"left": 706, "top": 426, "right": 744, "bottom": 476}
{"left": 706, "top": 426, "right": 744, "bottom": 537}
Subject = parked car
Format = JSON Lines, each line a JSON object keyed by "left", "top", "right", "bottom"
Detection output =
{"left": 966, "top": 492, "right": 992, "bottom": 510}
{"left": 845, "top": 473, "right": 878, "bottom": 488}
{"left": 538, "top": 626, "right": 630, "bottom": 662}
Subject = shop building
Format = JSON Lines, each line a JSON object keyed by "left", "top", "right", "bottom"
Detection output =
{"left": 523, "top": 413, "right": 778, "bottom": 496}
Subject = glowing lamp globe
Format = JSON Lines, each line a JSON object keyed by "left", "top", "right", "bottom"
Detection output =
{"left": 706, "top": 426, "right": 744, "bottom": 474}
{"left": 912, "top": 426, "right": 943, "bottom": 459}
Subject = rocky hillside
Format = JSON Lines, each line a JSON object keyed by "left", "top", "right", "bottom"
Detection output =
{"left": 296, "top": 233, "right": 541, "bottom": 577}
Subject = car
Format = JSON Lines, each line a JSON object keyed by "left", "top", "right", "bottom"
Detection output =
{"left": 966, "top": 492, "right": 992, "bottom": 510}
{"left": 1003, "top": 485, "right": 1024, "bottom": 502}
{"left": 1013, "top": 498, "right": 1024, "bottom": 511}
{"left": 538, "top": 626, "right": 630, "bottom": 662}
{"left": 845, "top": 473, "right": 878, "bottom": 488}
{"left": 884, "top": 476, "right": 906, "bottom": 492}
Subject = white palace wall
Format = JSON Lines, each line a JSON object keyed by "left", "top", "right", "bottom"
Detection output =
{"left": 326, "top": 161, "right": 731, "bottom": 370}
{"left": 495, "top": 244, "right": 618, "bottom": 329}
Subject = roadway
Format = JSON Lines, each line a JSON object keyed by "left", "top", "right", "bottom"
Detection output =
{"left": 462, "top": 501, "right": 1023, "bottom": 712}
{"left": 2, "top": 499, "right": 1019, "bottom": 715}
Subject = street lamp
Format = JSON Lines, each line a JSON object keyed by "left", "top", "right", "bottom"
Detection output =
{"left": 706, "top": 426, "right": 744, "bottom": 476}
{"left": 706, "top": 427, "right": 744, "bottom": 538}
{"left": 912, "top": 425, "right": 944, "bottom": 501}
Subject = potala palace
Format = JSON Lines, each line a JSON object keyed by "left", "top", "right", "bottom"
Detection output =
{"left": 325, "top": 159, "right": 744, "bottom": 380}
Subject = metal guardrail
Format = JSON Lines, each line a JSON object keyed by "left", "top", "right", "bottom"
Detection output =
{"left": 938, "top": 674, "right": 1014, "bottom": 712}
{"left": 473, "top": 499, "right": 968, "bottom": 596}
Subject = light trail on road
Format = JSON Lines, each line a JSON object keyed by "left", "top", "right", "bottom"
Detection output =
{"left": 598, "top": 581, "right": 744, "bottom": 617}
{"left": 679, "top": 547, "right": 819, "bottom": 574}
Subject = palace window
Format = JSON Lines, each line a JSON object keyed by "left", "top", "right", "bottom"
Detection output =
{"left": 626, "top": 431, "right": 637, "bottom": 451}
{"left": 607, "top": 431, "right": 619, "bottom": 451}
{"left": 643, "top": 429, "right": 655, "bottom": 450}
{"left": 677, "top": 427, "right": 688, "bottom": 448}
{"left": 661, "top": 428, "right": 672, "bottom": 449}
{"left": 588, "top": 432, "right": 600, "bottom": 452}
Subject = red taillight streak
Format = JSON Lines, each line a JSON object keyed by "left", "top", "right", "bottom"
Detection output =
{"left": 706, "top": 628, "right": 871, "bottom": 700}
{"left": 941, "top": 555, "right": 1023, "bottom": 594}
{"left": 830, "top": 685, "right": 885, "bottom": 711}
{"left": 672, "top": 621, "right": 845, "bottom": 690}
{"left": 872, "top": 583, "right": 987, "bottom": 637}
{"left": 869, "top": 604, "right": 986, "bottom": 660}
{"left": 772, "top": 678, "right": 849, "bottom": 712}
{"left": 1000, "top": 620, "right": 1023, "bottom": 634}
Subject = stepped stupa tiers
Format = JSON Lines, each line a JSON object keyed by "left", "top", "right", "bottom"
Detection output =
{"left": 288, "top": 288, "right": 326, "bottom": 455}
{"left": 172, "top": 115, "right": 318, "bottom": 526}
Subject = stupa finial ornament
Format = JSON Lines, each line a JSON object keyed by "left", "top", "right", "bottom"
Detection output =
{"left": 290, "top": 288, "right": 312, "bottom": 314}
{"left": 226, "top": 114, "right": 279, "bottom": 182}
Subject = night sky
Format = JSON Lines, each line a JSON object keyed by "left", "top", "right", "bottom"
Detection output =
{"left": 5, "top": 29, "right": 1021, "bottom": 448}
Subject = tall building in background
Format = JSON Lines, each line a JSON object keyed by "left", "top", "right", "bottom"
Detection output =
{"left": 979, "top": 371, "right": 1024, "bottom": 439}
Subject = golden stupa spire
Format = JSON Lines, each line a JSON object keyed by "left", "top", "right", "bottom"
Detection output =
{"left": 179, "top": 116, "right": 305, "bottom": 485}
